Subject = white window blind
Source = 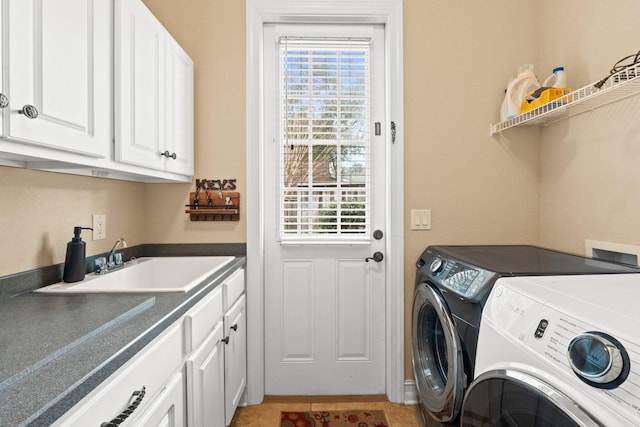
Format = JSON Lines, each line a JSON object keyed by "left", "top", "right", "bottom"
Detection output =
{"left": 278, "top": 37, "right": 372, "bottom": 242}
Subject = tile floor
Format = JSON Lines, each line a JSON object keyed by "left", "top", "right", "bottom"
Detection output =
{"left": 229, "top": 396, "right": 426, "bottom": 427}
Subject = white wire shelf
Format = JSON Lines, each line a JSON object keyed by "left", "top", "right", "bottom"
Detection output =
{"left": 490, "top": 61, "right": 640, "bottom": 136}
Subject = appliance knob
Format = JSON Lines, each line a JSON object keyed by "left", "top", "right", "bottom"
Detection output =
{"left": 429, "top": 257, "right": 445, "bottom": 274}
{"left": 567, "top": 331, "right": 630, "bottom": 389}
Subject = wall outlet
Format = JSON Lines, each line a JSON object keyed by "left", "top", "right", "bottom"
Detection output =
{"left": 93, "top": 214, "right": 106, "bottom": 240}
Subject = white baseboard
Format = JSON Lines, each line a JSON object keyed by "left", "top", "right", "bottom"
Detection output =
{"left": 403, "top": 380, "right": 419, "bottom": 405}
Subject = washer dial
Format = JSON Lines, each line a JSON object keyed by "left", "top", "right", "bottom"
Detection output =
{"left": 567, "top": 331, "right": 630, "bottom": 389}
{"left": 430, "top": 257, "right": 445, "bottom": 275}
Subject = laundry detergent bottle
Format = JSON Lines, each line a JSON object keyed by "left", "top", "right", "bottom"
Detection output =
{"left": 500, "top": 64, "right": 540, "bottom": 121}
{"left": 542, "top": 66, "right": 567, "bottom": 88}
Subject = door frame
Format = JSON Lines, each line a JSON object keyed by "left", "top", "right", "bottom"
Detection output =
{"left": 245, "top": 0, "right": 404, "bottom": 404}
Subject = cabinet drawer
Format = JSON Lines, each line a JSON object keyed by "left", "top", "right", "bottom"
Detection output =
{"left": 224, "top": 268, "right": 245, "bottom": 310}
{"left": 184, "top": 287, "right": 223, "bottom": 353}
{"left": 54, "top": 323, "right": 183, "bottom": 426}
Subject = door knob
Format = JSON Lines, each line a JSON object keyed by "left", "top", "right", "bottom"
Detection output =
{"left": 160, "top": 150, "right": 177, "bottom": 159}
{"left": 19, "top": 104, "right": 38, "bottom": 119}
{"left": 365, "top": 252, "right": 384, "bottom": 263}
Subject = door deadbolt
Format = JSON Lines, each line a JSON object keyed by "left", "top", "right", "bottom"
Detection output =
{"left": 373, "top": 230, "right": 383, "bottom": 240}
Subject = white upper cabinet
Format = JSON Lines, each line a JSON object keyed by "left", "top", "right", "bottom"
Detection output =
{"left": 0, "top": 1, "right": 5, "bottom": 135}
{"left": 164, "top": 35, "right": 195, "bottom": 176}
{"left": 115, "top": 0, "right": 194, "bottom": 177}
{"left": 5, "top": 0, "right": 110, "bottom": 158}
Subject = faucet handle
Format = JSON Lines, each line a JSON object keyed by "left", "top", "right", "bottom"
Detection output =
{"left": 114, "top": 252, "right": 123, "bottom": 265}
{"left": 95, "top": 257, "right": 107, "bottom": 274}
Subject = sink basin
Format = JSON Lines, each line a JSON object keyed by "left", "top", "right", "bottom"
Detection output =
{"left": 36, "top": 256, "right": 235, "bottom": 293}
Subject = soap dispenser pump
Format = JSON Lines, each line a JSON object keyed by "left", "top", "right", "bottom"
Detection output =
{"left": 63, "top": 226, "right": 92, "bottom": 283}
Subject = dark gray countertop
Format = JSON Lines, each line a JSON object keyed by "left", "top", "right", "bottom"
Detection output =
{"left": 0, "top": 256, "right": 245, "bottom": 427}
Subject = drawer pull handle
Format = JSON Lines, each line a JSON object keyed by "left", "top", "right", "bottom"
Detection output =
{"left": 231, "top": 324, "right": 238, "bottom": 331}
{"left": 100, "top": 386, "right": 146, "bottom": 426}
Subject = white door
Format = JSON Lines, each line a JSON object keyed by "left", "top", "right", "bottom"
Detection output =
{"left": 264, "top": 23, "right": 387, "bottom": 395}
{"left": 6, "top": 0, "right": 110, "bottom": 157}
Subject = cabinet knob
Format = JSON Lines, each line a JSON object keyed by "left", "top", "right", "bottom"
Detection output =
{"left": 19, "top": 104, "right": 39, "bottom": 119}
{"left": 222, "top": 336, "right": 230, "bottom": 345}
{"left": 160, "top": 150, "right": 177, "bottom": 160}
{"left": 231, "top": 324, "right": 238, "bottom": 331}
{"left": 0, "top": 93, "right": 8, "bottom": 109}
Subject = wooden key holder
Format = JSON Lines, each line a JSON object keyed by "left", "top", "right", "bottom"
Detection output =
{"left": 185, "top": 191, "right": 240, "bottom": 221}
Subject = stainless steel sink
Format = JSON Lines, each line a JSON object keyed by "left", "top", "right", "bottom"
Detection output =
{"left": 35, "top": 256, "right": 235, "bottom": 293}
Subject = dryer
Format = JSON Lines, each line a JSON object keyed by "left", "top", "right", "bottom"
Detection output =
{"left": 412, "top": 245, "right": 639, "bottom": 426}
{"left": 462, "top": 274, "right": 640, "bottom": 426}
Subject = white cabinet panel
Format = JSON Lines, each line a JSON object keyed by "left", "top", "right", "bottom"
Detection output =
{"left": 186, "top": 322, "right": 226, "bottom": 427}
{"left": 6, "top": 0, "right": 110, "bottom": 157}
{"left": 115, "top": 0, "right": 164, "bottom": 170}
{"left": 115, "top": 0, "right": 193, "bottom": 176}
{"left": 133, "top": 372, "right": 185, "bottom": 427}
{"left": 0, "top": 0, "right": 5, "bottom": 135}
{"left": 224, "top": 294, "right": 246, "bottom": 426}
{"left": 164, "top": 35, "right": 194, "bottom": 176}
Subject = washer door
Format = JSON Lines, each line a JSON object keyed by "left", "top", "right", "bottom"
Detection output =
{"left": 412, "top": 282, "right": 465, "bottom": 422}
{"left": 462, "top": 370, "right": 603, "bottom": 427}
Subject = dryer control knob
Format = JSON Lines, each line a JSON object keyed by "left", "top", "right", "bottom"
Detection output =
{"left": 429, "top": 257, "right": 445, "bottom": 275}
{"left": 567, "top": 331, "right": 630, "bottom": 389}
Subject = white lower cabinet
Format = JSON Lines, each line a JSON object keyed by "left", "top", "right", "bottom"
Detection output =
{"left": 224, "top": 294, "right": 247, "bottom": 426}
{"left": 185, "top": 268, "right": 247, "bottom": 427}
{"left": 52, "top": 323, "right": 184, "bottom": 426}
{"left": 133, "top": 372, "right": 185, "bottom": 427}
{"left": 53, "top": 267, "right": 246, "bottom": 427}
{"left": 186, "top": 322, "right": 226, "bottom": 427}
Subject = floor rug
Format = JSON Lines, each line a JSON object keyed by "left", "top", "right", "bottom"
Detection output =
{"left": 281, "top": 410, "right": 389, "bottom": 427}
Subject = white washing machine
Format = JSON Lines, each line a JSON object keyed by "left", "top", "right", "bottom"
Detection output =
{"left": 461, "top": 274, "right": 640, "bottom": 426}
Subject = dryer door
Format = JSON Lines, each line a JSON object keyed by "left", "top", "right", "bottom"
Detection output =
{"left": 462, "top": 370, "right": 602, "bottom": 427}
{"left": 412, "top": 282, "right": 465, "bottom": 423}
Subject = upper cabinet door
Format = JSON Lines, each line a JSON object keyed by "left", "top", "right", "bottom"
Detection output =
{"left": 115, "top": 0, "right": 194, "bottom": 176}
{"left": 0, "top": 1, "right": 5, "bottom": 136}
{"left": 164, "top": 35, "right": 194, "bottom": 176}
{"left": 115, "top": 0, "right": 165, "bottom": 170}
{"left": 6, "top": 0, "right": 110, "bottom": 157}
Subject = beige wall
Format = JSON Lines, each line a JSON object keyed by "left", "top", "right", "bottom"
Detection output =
{"left": 142, "top": 0, "right": 247, "bottom": 244}
{"left": 4, "top": 0, "right": 635, "bottom": 385}
{"left": 0, "top": 166, "right": 145, "bottom": 277}
{"left": 538, "top": 0, "right": 640, "bottom": 255}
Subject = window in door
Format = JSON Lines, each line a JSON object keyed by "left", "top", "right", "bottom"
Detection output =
{"left": 279, "top": 38, "right": 372, "bottom": 242}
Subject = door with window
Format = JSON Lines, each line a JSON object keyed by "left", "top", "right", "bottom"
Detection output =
{"left": 263, "top": 23, "right": 387, "bottom": 395}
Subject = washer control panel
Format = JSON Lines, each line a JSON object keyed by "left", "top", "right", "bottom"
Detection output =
{"left": 428, "top": 257, "right": 490, "bottom": 300}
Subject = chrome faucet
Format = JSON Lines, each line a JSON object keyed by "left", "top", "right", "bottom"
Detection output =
{"left": 108, "top": 238, "right": 127, "bottom": 266}
{"left": 95, "top": 238, "right": 128, "bottom": 274}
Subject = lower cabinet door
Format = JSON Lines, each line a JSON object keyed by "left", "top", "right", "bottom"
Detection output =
{"left": 224, "top": 294, "right": 247, "bottom": 426}
{"left": 133, "top": 372, "right": 185, "bottom": 427}
{"left": 186, "top": 321, "right": 225, "bottom": 427}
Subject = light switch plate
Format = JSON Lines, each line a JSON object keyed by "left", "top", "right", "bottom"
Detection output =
{"left": 411, "top": 209, "right": 431, "bottom": 230}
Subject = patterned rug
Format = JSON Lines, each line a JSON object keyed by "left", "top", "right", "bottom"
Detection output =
{"left": 281, "top": 410, "right": 389, "bottom": 427}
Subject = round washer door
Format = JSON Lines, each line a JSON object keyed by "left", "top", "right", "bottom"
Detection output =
{"left": 461, "top": 370, "right": 602, "bottom": 427}
{"left": 412, "top": 282, "right": 465, "bottom": 423}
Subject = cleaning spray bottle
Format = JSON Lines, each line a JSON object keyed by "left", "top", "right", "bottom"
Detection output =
{"left": 63, "top": 226, "right": 92, "bottom": 283}
{"left": 500, "top": 64, "right": 540, "bottom": 121}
